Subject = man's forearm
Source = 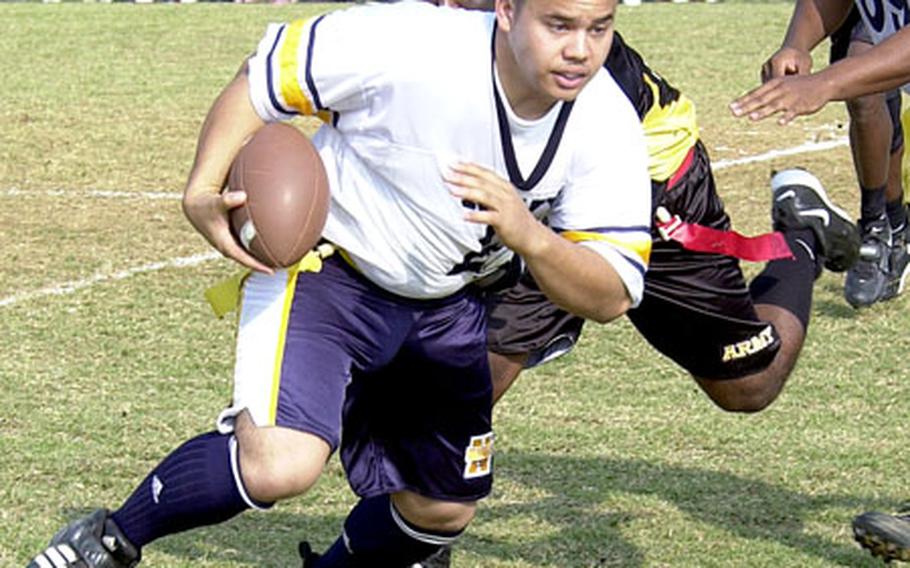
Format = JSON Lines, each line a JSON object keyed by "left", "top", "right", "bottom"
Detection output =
{"left": 821, "top": 26, "right": 910, "bottom": 100}
{"left": 184, "top": 65, "right": 265, "bottom": 200}
{"left": 180, "top": 63, "right": 273, "bottom": 271}
{"left": 523, "top": 230, "right": 631, "bottom": 324}
{"left": 782, "top": 0, "right": 852, "bottom": 51}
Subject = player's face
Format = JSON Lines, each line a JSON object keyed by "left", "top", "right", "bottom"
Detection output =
{"left": 497, "top": 0, "right": 616, "bottom": 117}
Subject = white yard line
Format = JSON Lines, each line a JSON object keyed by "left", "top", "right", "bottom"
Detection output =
{"left": 0, "top": 252, "right": 221, "bottom": 308}
{"left": 712, "top": 136, "right": 849, "bottom": 171}
{"left": 1, "top": 137, "right": 851, "bottom": 201}
{"left": 0, "top": 137, "right": 851, "bottom": 309}
{"left": 1, "top": 188, "right": 181, "bottom": 200}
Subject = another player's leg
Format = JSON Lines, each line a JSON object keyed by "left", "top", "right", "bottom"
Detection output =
{"left": 486, "top": 272, "right": 585, "bottom": 404}
{"left": 489, "top": 351, "right": 528, "bottom": 403}
{"left": 844, "top": 111, "right": 896, "bottom": 307}
{"left": 881, "top": 94, "right": 910, "bottom": 301}
{"left": 853, "top": 507, "right": 910, "bottom": 562}
{"left": 708, "top": 169, "right": 860, "bottom": 404}
{"left": 649, "top": 167, "right": 858, "bottom": 411}
{"left": 841, "top": 35, "right": 897, "bottom": 306}
{"left": 827, "top": 14, "right": 894, "bottom": 307}
{"left": 885, "top": 202, "right": 910, "bottom": 300}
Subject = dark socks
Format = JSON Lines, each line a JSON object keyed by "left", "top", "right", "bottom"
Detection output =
{"left": 111, "top": 431, "right": 264, "bottom": 548}
{"left": 886, "top": 198, "right": 907, "bottom": 231}
{"left": 315, "top": 495, "right": 461, "bottom": 567}
{"left": 749, "top": 228, "right": 818, "bottom": 330}
{"left": 860, "top": 184, "right": 887, "bottom": 224}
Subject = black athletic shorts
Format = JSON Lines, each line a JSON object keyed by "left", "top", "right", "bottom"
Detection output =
{"left": 486, "top": 141, "right": 782, "bottom": 380}
{"left": 830, "top": 7, "right": 904, "bottom": 154}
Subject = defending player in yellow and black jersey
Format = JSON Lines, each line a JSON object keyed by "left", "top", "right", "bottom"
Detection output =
{"left": 489, "top": 31, "right": 855, "bottom": 383}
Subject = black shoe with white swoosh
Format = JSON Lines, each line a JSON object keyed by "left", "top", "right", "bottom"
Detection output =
{"left": 770, "top": 168, "right": 861, "bottom": 272}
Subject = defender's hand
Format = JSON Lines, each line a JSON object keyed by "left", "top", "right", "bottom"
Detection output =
{"left": 761, "top": 46, "right": 813, "bottom": 82}
{"left": 730, "top": 73, "right": 833, "bottom": 125}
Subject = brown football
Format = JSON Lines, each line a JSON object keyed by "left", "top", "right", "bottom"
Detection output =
{"left": 227, "top": 123, "right": 330, "bottom": 268}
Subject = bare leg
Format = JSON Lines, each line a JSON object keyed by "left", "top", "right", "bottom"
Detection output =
{"left": 692, "top": 304, "right": 805, "bottom": 412}
{"left": 845, "top": 40, "right": 892, "bottom": 199}
{"left": 488, "top": 351, "right": 528, "bottom": 404}
{"left": 886, "top": 143, "right": 905, "bottom": 204}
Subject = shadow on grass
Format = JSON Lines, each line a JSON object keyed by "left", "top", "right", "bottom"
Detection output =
{"left": 813, "top": 297, "right": 859, "bottom": 320}
{"left": 61, "top": 506, "right": 344, "bottom": 567}
{"left": 461, "top": 452, "right": 892, "bottom": 567}
{"left": 60, "top": 453, "right": 890, "bottom": 567}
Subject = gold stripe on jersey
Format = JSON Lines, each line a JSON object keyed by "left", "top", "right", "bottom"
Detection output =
{"left": 560, "top": 230, "right": 652, "bottom": 267}
{"left": 268, "top": 268, "right": 301, "bottom": 424}
{"left": 641, "top": 74, "right": 699, "bottom": 183}
{"left": 279, "top": 19, "right": 316, "bottom": 116}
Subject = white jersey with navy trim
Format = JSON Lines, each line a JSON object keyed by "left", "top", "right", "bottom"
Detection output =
{"left": 246, "top": 2, "right": 651, "bottom": 303}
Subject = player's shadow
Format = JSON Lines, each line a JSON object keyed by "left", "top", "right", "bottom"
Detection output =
{"left": 814, "top": 274, "right": 910, "bottom": 318}
{"left": 813, "top": 278, "right": 863, "bottom": 319}
{"left": 813, "top": 298, "right": 860, "bottom": 320}
{"left": 461, "top": 451, "right": 890, "bottom": 567}
{"left": 59, "top": 454, "right": 889, "bottom": 567}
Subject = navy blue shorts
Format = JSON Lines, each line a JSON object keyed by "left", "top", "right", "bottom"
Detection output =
{"left": 227, "top": 254, "right": 493, "bottom": 501}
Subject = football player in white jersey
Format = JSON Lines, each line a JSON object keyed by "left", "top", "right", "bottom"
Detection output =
{"left": 27, "top": 1, "right": 652, "bottom": 567}
{"left": 730, "top": 0, "right": 910, "bottom": 561}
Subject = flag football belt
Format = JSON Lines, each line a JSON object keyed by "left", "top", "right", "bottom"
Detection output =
{"left": 654, "top": 207, "right": 794, "bottom": 262}
{"left": 204, "top": 242, "right": 336, "bottom": 318}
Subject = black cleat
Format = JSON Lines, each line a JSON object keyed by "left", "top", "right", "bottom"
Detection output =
{"left": 883, "top": 211, "right": 910, "bottom": 301}
{"left": 298, "top": 541, "right": 321, "bottom": 568}
{"left": 770, "top": 168, "right": 860, "bottom": 272}
{"left": 27, "top": 509, "right": 139, "bottom": 568}
{"left": 845, "top": 215, "right": 892, "bottom": 308}
{"left": 415, "top": 545, "right": 452, "bottom": 568}
{"left": 853, "top": 510, "right": 910, "bottom": 562}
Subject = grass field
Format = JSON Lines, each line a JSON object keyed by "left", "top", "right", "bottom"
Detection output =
{"left": 2, "top": 2, "right": 909, "bottom": 566}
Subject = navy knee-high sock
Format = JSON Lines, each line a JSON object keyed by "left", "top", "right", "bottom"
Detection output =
{"left": 749, "top": 228, "right": 819, "bottom": 330}
{"left": 111, "top": 431, "right": 266, "bottom": 548}
{"left": 315, "top": 495, "right": 461, "bottom": 567}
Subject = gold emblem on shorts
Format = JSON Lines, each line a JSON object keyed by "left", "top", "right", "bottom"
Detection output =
{"left": 463, "top": 432, "right": 495, "bottom": 479}
{"left": 721, "top": 325, "right": 775, "bottom": 362}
